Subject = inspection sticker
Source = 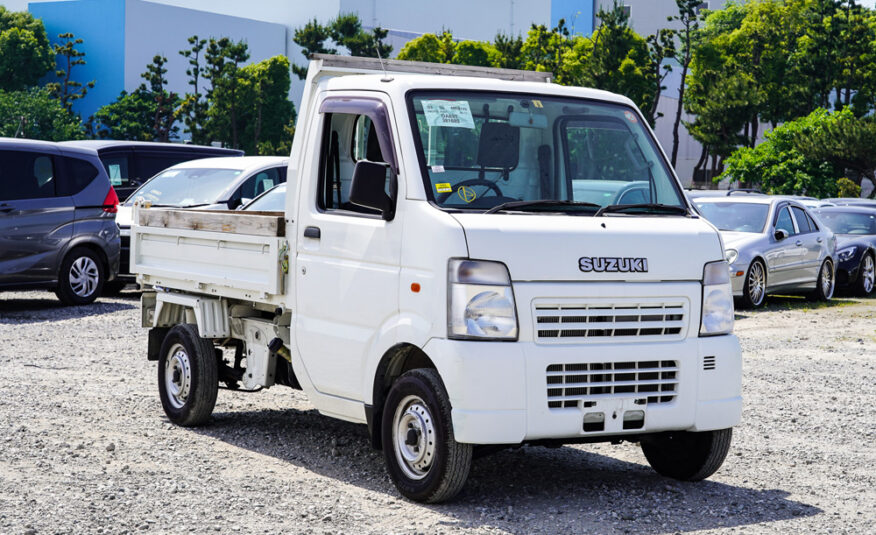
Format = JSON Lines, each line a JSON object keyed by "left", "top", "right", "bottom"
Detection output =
{"left": 624, "top": 111, "right": 638, "bottom": 123}
{"left": 431, "top": 165, "right": 445, "bottom": 173}
{"left": 435, "top": 182, "right": 453, "bottom": 193}
{"left": 422, "top": 100, "right": 475, "bottom": 128}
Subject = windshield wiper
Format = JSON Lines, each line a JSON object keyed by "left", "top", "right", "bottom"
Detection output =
{"left": 594, "top": 203, "right": 690, "bottom": 217}
{"left": 484, "top": 200, "right": 601, "bottom": 215}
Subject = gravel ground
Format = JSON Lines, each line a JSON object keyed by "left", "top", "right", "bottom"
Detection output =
{"left": 1, "top": 289, "right": 874, "bottom": 534}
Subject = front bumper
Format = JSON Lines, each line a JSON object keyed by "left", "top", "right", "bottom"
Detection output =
{"left": 424, "top": 335, "right": 742, "bottom": 445}
{"left": 728, "top": 262, "right": 750, "bottom": 297}
{"left": 836, "top": 257, "right": 859, "bottom": 287}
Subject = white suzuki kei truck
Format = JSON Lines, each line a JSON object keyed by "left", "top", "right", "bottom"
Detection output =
{"left": 131, "top": 55, "right": 742, "bottom": 503}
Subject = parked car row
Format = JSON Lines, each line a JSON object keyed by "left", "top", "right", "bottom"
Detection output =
{"left": 0, "top": 137, "right": 278, "bottom": 305}
{"left": 689, "top": 190, "right": 876, "bottom": 307}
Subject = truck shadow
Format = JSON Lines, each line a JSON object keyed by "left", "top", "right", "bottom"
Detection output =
{"left": 0, "top": 293, "right": 135, "bottom": 324}
{"left": 196, "top": 407, "right": 821, "bottom": 534}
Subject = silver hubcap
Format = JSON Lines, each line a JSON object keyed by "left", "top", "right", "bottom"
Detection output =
{"left": 164, "top": 344, "right": 192, "bottom": 409}
{"left": 392, "top": 395, "right": 437, "bottom": 480}
{"left": 821, "top": 261, "right": 834, "bottom": 299}
{"left": 862, "top": 255, "right": 875, "bottom": 293}
{"left": 69, "top": 256, "right": 99, "bottom": 297}
{"left": 748, "top": 262, "right": 765, "bottom": 305}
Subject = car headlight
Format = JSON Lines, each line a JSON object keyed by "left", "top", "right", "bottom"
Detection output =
{"left": 837, "top": 246, "right": 857, "bottom": 261}
{"left": 725, "top": 249, "right": 738, "bottom": 265}
{"left": 448, "top": 259, "right": 518, "bottom": 340}
{"left": 700, "top": 260, "right": 734, "bottom": 336}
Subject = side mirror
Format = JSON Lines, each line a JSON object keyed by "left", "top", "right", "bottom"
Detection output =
{"left": 349, "top": 160, "right": 393, "bottom": 219}
{"left": 774, "top": 228, "right": 789, "bottom": 241}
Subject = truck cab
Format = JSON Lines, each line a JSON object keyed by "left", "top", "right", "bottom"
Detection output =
{"left": 132, "top": 55, "right": 741, "bottom": 503}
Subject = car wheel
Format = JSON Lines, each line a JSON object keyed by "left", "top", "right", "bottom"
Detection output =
{"left": 741, "top": 260, "right": 766, "bottom": 308}
{"left": 158, "top": 324, "right": 218, "bottom": 427}
{"left": 640, "top": 428, "right": 733, "bottom": 481}
{"left": 381, "top": 369, "right": 472, "bottom": 503}
{"left": 811, "top": 259, "right": 835, "bottom": 301}
{"left": 55, "top": 247, "right": 105, "bottom": 306}
{"left": 855, "top": 252, "right": 875, "bottom": 297}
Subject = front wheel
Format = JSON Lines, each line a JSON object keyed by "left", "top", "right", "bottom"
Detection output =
{"left": 381, "top": 369, "right": 472, "bottom": 503}
{"left": 641, "top": 428, "right": 733, "bottom": 481}
{"left": 855, "top": 253, "right": 875, "bottom": 297}
{"left": 811, "top": 259, "right": 835, "bottom": 301}
{"left": 157, "top": 324, "right": 218, "bottom": 427}
{"left": 741, "top": 260, "right": 767, "bottom": 308}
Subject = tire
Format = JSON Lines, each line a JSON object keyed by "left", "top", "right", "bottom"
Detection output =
{"left": 641, "top": 428, "right": 733, "bottom": 481}
{"left": 157, "top": 324, "right": 218, "bottom": 427}
{"left": 741, "top": 259, "right": 767, "bottom": 308}
{"left": 855, "top": 252, "right": 875, "bottom": 297}
{"left": 381, "top": 369, "right": 472, "bottom": 503}
{"left": 810, "top": 258, "right": 835, "bottom": 301}
{"left": 55, "top": 247, "right": 105, "bottom": 306}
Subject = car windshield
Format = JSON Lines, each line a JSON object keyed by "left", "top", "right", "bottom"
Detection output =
{"left": 695, "top": 201, "right": 770, "bottom": 233}
{"left": 817, "top": 211, "right": 876, "bottom": 234}
{"left": 243, "top": 184, "right": 286, "bottom": 211}
{"left": 408, "top": 91, "right": 684, "bottom": 213}
{"left": 125, "top": 168, "right": 243, "bottom": 207}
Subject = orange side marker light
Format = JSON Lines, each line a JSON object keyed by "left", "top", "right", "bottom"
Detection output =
{"left": 411, "top": 283, "right": 421, "bottom": 293}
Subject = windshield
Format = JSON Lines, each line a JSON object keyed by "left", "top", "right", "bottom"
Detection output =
{"left": 243, "top": 184, "right": 286, "bottom": 211}
{"left": 695, "top": 201, "right": 770, "bottom": 233}
{"left": 408, "top": 91, "right": 684, "bottom": 213}
{"left": 817, "top": 211, "right": 876, "bottom": 234}
{"left": 125, "top": 168, "right": 242, "bottom": 207}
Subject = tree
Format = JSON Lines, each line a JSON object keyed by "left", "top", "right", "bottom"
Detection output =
{"left": 519, "top": 22, "right": 572, "bottom": 78}
{"left": 0, "top": 7, "right": 55, "bottom": 91}
{"left": 645, "top": 29, "right": 675, "bottom": 127}
{"left": 237, "top": 56, "right": 296, "bottom": 155}
{"left": 90, "top": 89, "right": 156, "bottom": 140}
{"left": 206, "top": 39, "right": 249, "bottom": 149}
{"left": 720, "top": 109, "right": 843, "bottom": 197}
{"left": 178, "top": 35, "right": 209, "bottom": 144}
{"left": 452, "top": 40, "right": 501, "bottom": 67}
{"left": 291, "top": 14, "right": 393, "bottom": 79}
{"left": 0, "top": 87, "right": 83, "bottom": 140}
{"left": 396, "top": 33, "right": 446, "bottom": 62}
{"left": 46, "top": 32, "right": 95, "bottom": 112}
{"left": 492, "top": 32, "right": 523, "bottom": 69}
{"left": 141, "top": 55, "right": 180, "bottom": 142}
{"left": 668, "top": 0, "right": 702, "bottom": 166}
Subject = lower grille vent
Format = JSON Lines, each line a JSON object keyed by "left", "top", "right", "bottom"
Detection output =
{"left": 546, "top": 360, "right": 679, "bottom": 408}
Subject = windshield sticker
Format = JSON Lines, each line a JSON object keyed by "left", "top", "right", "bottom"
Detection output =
{"left": 532, "top": 99, "right": 543, "bottom": 108}
{"left": 431, "top": 165, "right": 445, "bottom": 173}
{"left": 160, "top": 170, "right": 180, "bottom": 178}
{"left": 435, "top": 182, "right": 452, "bottom": 193}
{"left": 457, "top": 186, "right": 477, "bottom": 203}
{"left": 422, "top": 100, "right": 475, "bottom": 128}
{"left": 624, "top": 111, "right": 638, "bottom": 123}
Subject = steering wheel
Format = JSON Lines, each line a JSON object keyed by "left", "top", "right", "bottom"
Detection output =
{"left": 436, "top": 179, "right": 504, "bottom": 203}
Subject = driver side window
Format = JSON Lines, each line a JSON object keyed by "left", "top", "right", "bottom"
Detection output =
{"left": 318, "top": 112, "right": 391, "bottom": 215}
{"left": 775, "top": 206, "right": 797, "bottom": 236}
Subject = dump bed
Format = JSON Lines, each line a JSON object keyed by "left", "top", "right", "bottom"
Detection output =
{"left": 130, "top": 206, "right": 289, "bottom": 305}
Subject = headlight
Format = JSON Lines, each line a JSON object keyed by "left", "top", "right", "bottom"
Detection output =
{"left": 837, "top": 246, "right": 857, "bottom": 261}
{"left": 448, "top": 259, "right": 518, "bottom": 340}
{"left": 725, "top": 249, "right": 738, "bottom": 265}
{"left": 700, "top": 260, "right": 734, "bottom": 336}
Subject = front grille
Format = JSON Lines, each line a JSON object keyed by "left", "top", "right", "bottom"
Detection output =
{"left": 534, "top": 299, "right": 688, "bottom": 343}
{"left": 546, "top": 360, "right": 679, "bottom": 409}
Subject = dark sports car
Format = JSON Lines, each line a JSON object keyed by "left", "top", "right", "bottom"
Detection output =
{"left": 814, "top": 206, "right": 876, "bottom": 296}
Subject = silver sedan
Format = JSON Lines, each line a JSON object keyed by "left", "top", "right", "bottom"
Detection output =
{"left": 694, "top": 196, "right": 837, "bottom": 308}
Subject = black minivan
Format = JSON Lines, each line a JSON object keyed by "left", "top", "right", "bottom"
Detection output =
{"left": 59, "top": 141, "right": 243, "bottom": 201}
{"left": 0, "top": 138, "right": 120, "bottom": 305}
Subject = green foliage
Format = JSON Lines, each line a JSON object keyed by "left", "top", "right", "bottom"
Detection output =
{"left": 452, "top": 41, "right": 501, "bottom": 67}
{"left": 836, "top": 177, "right": 861, "bottom": 198}
{"left": 492, "top": 32, "right": 523, "bottom": 69}
{"left": 236, "top": 55, "right": 296, "bottom": 155}
{"left": 291, "top": 14, "right": 392, "bottom": 79}
{"left": 520, "top": 22, "right": 572, "bottom": 76}
{"left": 396, "top": 33, "right": 446, "bottom": 62}
{"left": 0, "top": 7, "right": 55, "bottom": 91}
{"left": 205, "top": 38, "right": 249, "bottom": 148}
{"left": 90, "top": 89, "right": 155, "bottom": 140}
{"left": 178, "top": 35, "right": 209, "bottom": 144}
{"left": 720, "top": 109, "right": 843, "bottom": 197}
{"left": 141, "top": 55, "right": 181, "bottom": 142}
{"left": 45, "top": 33, "right": 95, "bottom": 112}
{"left": 0, "top": 87, "right": 83, "bottom": 140}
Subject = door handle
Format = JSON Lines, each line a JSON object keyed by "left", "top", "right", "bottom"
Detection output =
{"left": 816, "top": 237, "right": 823, "bottom": 243}
{"left": 303, "top": 226, "right": 321, "bottom": 239}
{"left": 795, "top": 240, "right": 803, "bottom": 246}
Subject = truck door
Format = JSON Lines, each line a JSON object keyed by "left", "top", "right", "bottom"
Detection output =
{"left": 295, "top": 94, "right": 402, "bottom": 401}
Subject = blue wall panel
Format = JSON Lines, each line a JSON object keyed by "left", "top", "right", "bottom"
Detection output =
{"left": 29, "top": 0, "right": 126, "bottom": 119}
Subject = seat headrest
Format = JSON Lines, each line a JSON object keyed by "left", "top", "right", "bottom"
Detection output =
{"left": 477, "top": 122, "right": 520, "bottom": 169}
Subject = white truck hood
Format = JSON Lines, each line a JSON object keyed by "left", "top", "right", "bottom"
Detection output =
{"left": 452, "top": 213, "right": 724, "bottom": 282}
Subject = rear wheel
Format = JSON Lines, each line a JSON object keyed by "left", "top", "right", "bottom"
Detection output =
{"left": 157, "top": 324, "right": 218, "bottom": 426}
{"left": 55, "top": 247, "right": 105, "bottom": 306}
{"left": 381, "top": 369, "right": 472, "bottom": 503}
{"left": 855, "top": 253, "right": 875, "bottom": 296}
{"left": 641, "top": 428, "right": 733, "bottom": 481}
{"left": 741, "top": 260, "right": 766, "bottom": 308}
{"left": 811, "top": 259, "right": 835, "bottom": 301}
